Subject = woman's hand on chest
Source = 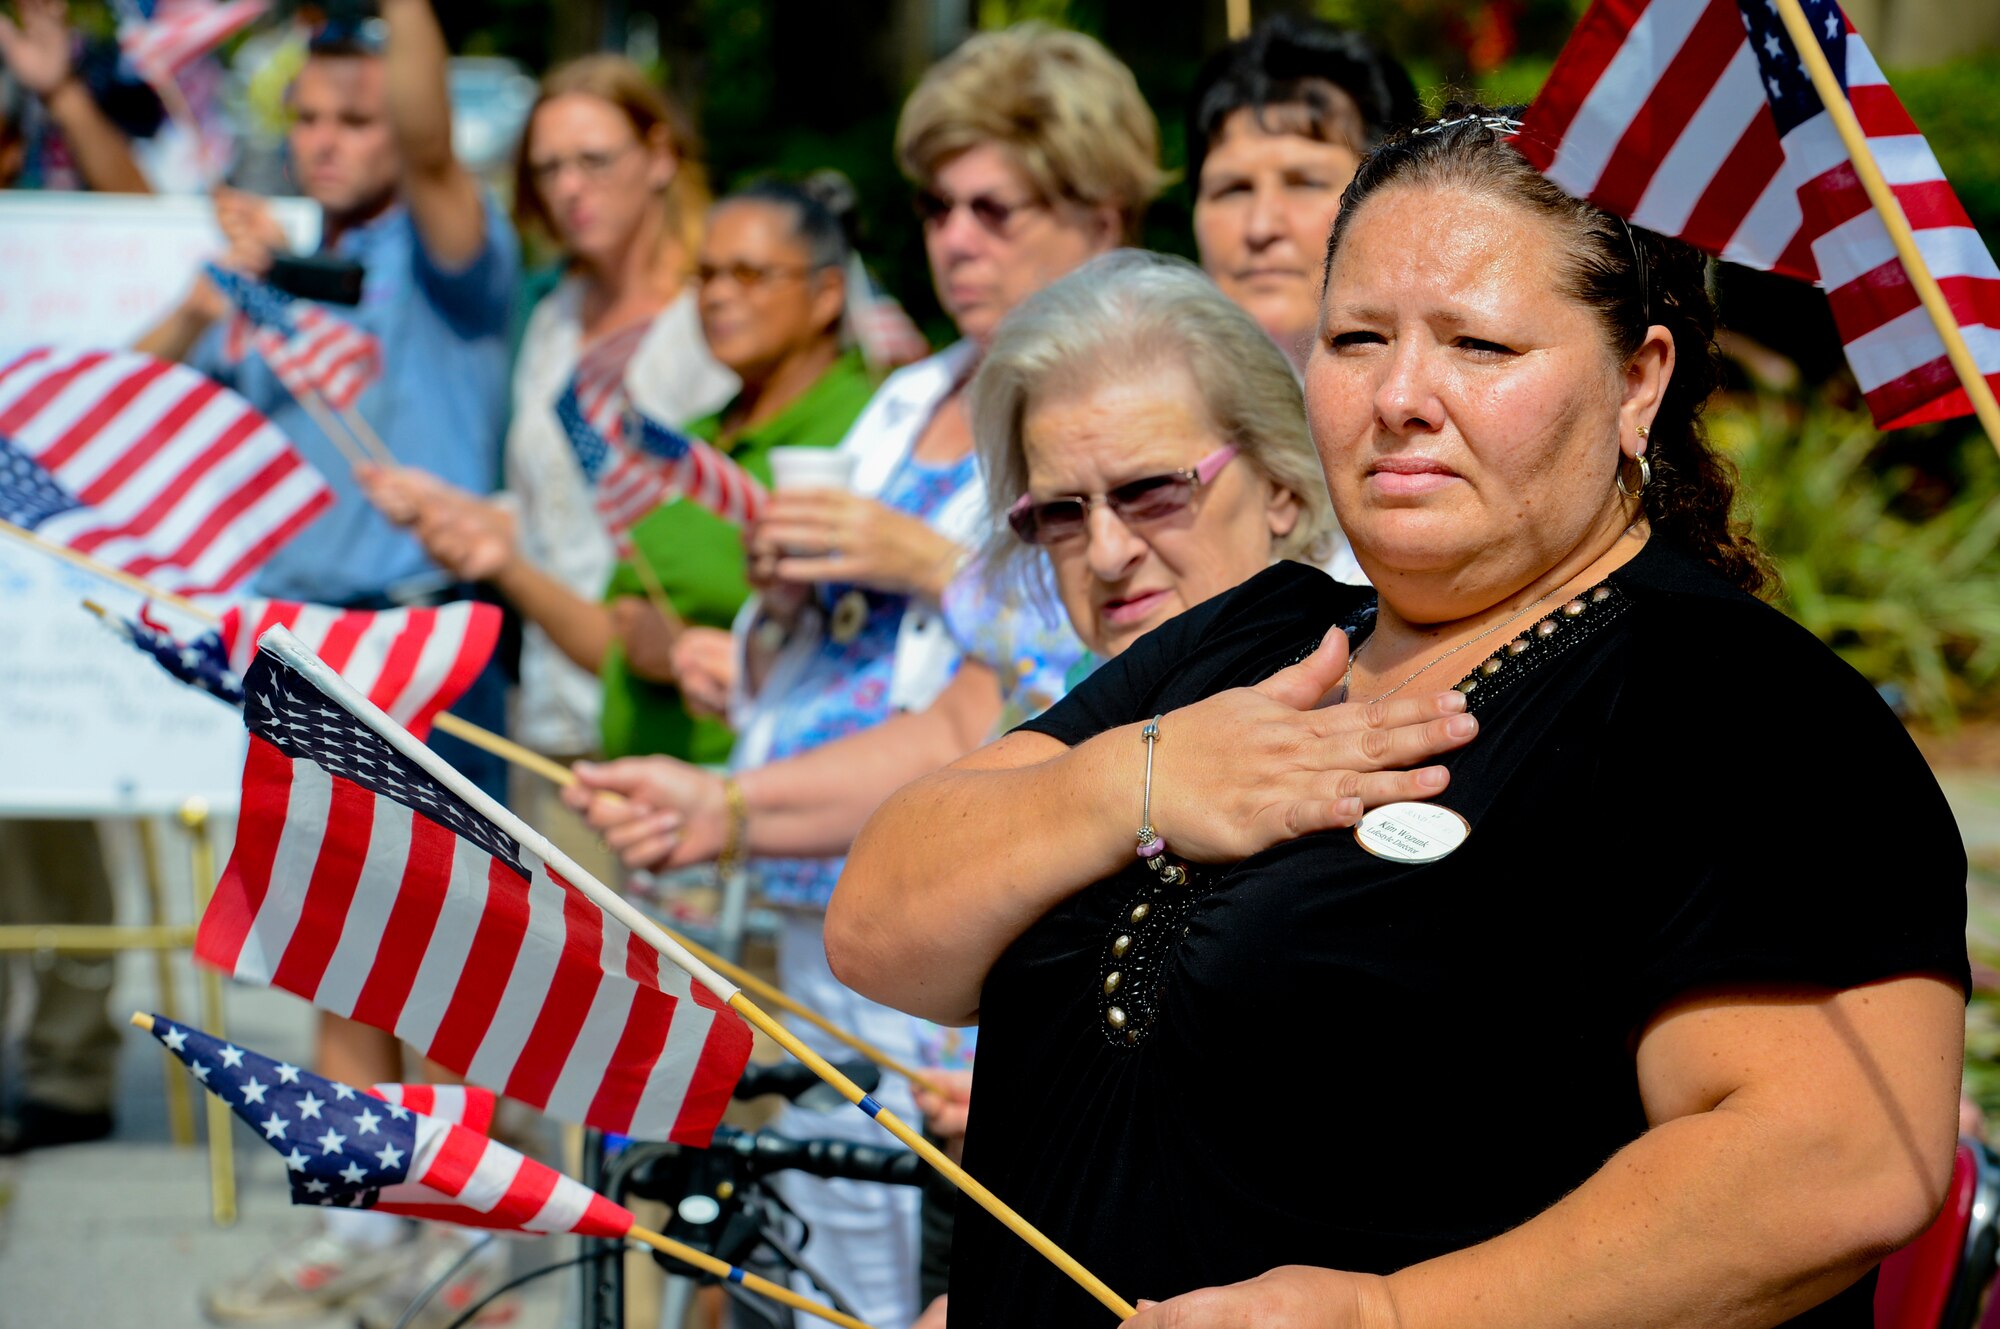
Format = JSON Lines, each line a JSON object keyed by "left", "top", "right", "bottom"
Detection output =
{"left": 1143, "top": 626, "right": 1478, "bottom": 865}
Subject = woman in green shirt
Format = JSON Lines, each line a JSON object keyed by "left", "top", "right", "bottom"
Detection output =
{"left": 364, "top": 177, "right": 880, "bottom": 759}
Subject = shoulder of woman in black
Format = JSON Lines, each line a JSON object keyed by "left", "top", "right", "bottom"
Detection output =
{"left": 1606, "top": 539, "right": 1970, "bottom": 1007}
{"left": 1020, "top": 560, "right": 1363, "bottom": 750}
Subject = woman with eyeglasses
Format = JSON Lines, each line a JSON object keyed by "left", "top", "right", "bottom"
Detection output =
{"left": 361, "top": 174, "right": 873, "bottom": 770}
{"left": 563, "top": 25, "right": 1163, "bottom": 1329}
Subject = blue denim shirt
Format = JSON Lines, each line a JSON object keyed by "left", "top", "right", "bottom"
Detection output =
{"left": 193, "top": 197, "right": 517, "bottom": 604}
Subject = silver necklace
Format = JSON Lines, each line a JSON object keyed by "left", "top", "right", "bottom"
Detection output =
{"left": 1341, "top": 530, "right": 1640, "bottom": 704}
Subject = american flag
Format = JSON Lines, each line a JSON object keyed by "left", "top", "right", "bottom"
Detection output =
{"left": 207, "top": 264, "right": 383, "bottom": 413}
{"left": 116, "top": 0, "right": 266, "bottom": 87}
{"left": 1518, "top": 0, "right": 2000, "bottom": 430}
{"left": 370, "top": 1081, "right": 496, "bottom": 1135}
{"left": 554, "top": 324, "right": 768, "bottom": 546}
{"left": 845, "top": 256, "right": 931, "bottom": 373}
{"left": 0, "top": 347, "right": 331, "bottom": 598}
{"left": 196, "top": 632, "right": 753, "bottom": 1144}
{"left": 104, "top": 598, "right": 501, "bottom": 740}
{"left": 96, "top": 604, "right": 245, "bottom": 707}
{"left": 143, "top": 1015, "right": 635, "bottom": 1237}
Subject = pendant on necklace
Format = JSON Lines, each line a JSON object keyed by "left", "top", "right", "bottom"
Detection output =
{"left": 829, "top": 590, "right": 870, "bottom": 645}
{"left": 1354, "top": 802, "right": 1471, "bottom": 864}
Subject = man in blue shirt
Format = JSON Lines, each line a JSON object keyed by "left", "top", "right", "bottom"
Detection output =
{"left": 136, "top": 4, "right": 520, "bottom": 1322}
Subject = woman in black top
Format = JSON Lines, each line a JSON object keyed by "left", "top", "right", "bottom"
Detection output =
{"left": 830, "top": 112, "right": 1969, "bottom": 1329}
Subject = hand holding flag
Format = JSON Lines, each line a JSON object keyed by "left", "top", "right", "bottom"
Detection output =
{"left": 201, "top": 628, "right": 1137, "bottom": 1318}
{"left": 199, "top": 630, "right": 754, "bottom": 1144}
{"left": 135, "top": 1013, "right": 877, "bottom": 1329}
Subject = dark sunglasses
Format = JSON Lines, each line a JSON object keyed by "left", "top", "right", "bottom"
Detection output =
{"left": 913, "top": 189, "right": 1044, "bottom": 235}
{"left": 1007, "top": 446, "right": 1240, "bottom": 546}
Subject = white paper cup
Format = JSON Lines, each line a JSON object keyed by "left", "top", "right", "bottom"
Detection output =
{"left": 768, "top": 447, "right": 856, "bottom": 493}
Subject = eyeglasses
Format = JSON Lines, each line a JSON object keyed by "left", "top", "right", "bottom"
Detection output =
{"left": 695, "top": 260, "right": 816, "bottom": 290}
{"left": 913, "top": 188, "right": 1045, "bottom": 236}
{"left": 1007, "top": 445, "right": 1240, "bottom": 546}
{"left": 526, "top": 143, "right": 636, "bottom": 187}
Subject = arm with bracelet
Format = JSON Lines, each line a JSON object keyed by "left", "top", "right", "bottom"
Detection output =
{"left": 827, "top": 574, "right": 1479, "bottom": 1027}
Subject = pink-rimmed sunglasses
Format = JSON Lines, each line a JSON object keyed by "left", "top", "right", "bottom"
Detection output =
{"left": 1006, "top": 445, "right": 1240, "bottom": 546}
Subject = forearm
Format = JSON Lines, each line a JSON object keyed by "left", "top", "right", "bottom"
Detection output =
{"left": 1384, "top": 1093, "right": 1942, "bottom": 1329}
{"left": 379, "top": 0, "right": 453, "bottom": 175}
{"left": 827, "top": 726, "right": 1141, "bottom": 1024}
{"left": 134, "top": 299, "right": 214, "bottom": 362}
{"left": 379, "top": 0, "right": 483, "bottom": 265}
{"left": 492, "top": 558, "right": 614, "bottom": 674}
{"left": 741, "top": 699, "right": 987, "bottom": 859}
{"left": 45, "top": 79, "right": 149, "bottom": 193}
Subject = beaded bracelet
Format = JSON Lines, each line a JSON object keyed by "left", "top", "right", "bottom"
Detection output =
{"left": 1134, "top": 716, "right": 1186, "bottom": 886}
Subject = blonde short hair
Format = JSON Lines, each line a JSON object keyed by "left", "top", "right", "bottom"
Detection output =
{"left": 969, "top": 250, "right": 1338, "bottom": 594}
{"left": 896, "top": 24, "right": 1166, "bottom": 242}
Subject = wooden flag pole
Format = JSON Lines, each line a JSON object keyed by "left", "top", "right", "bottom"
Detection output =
{"left": 1773, "top": 0, "right": 2000, "bottom": 455}
{"left": 624, "top": 1227, "right": 876, "bottom": 1329}
{"left": 722, "top": 996, "right": 1136, "bottom": 1319}
{"left": 292, "top": 388, "right": 375, "bottom": 470}
{"left": 1225, "top": 0, "right": 1250, "bottom": 40}
{"left": 332, "top": 402, "right": 397, "bottom": 466}
{"left": 627, "top": 542, "right": 689, "bottom": 637}
{"left": 35, "top": 530, "right": 943, "bottom": 1095}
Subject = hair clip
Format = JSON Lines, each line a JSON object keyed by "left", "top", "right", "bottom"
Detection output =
{"left": 1411, "top": 113, "right": 1524, "bottom": 137}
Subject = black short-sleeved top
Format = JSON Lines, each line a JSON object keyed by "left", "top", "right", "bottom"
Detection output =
{"left": 948, "top": 542, "right": 1969, "bottom": 1328}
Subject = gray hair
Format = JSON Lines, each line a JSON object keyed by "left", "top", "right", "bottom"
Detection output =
{"left": 968, "top": 248, "right": 1336, "bottom": 594}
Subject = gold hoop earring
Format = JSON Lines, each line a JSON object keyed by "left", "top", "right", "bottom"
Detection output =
{"left": 1616, "top": 426, "right": 1651, "bottom": 498}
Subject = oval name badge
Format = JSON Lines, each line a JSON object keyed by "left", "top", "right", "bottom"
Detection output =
{"left": 1354, "top": 802, "right": 1471, "bottom": 864}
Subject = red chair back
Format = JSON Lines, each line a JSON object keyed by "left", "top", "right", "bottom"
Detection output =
{"left": 1878, "top": 1142, "right": 1981, "bottom": 1329}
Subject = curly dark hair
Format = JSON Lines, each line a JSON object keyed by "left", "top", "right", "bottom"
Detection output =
{"left": 1322, "top": 107, "right": 1773, "bottom": 597}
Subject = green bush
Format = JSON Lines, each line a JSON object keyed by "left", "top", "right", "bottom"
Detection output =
{"left": 1715, "top": 397, "right": 2000, "bottom": 729}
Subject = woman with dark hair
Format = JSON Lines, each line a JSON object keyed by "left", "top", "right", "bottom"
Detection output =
{"left": 1190, "top": 15, "right": 1417, "bottom": 371}
{"left": 832, "top": 111, "right": 1968, "bottom": 1328}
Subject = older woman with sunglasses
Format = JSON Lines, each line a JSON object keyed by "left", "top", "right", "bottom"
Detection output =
{"left": 572, "top": 27, "right": 1163, "bottom": 1328}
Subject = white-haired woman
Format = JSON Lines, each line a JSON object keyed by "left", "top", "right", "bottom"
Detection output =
{"left": 567, "top": 251, "right": 1471, "bottom": 1322}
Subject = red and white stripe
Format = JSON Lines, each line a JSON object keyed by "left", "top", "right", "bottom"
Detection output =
{"left": 219, "top": 599, "right": 500, "bottom": 739}
{"left": 119, "top": 0, "right": 265, "bottom": 85}
{"left": 0, "top": 346, "right": 330, "bottom": 596}
{"left": 198, "top": 740, "right": 751, "bottom": 1144}
{"left": 257, "top": 308, "right": 382, "bottom": 413}
{"left": 369, "top": 1082, "right": 496, "bottom": 1135}
{"left": 374, "top": 1109, "right": 634, "bottom": 1238}
{"left": 1519, "top": 0, "right": 2000, "bottom": 430}
{"left": 674, "top": 439, "right": 768, "bottom": 527}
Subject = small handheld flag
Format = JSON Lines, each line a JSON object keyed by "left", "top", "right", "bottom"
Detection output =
{"left": 552, "top": 323, "right": 769, "bottom": 546}
{"left": 116, "top": 0, "right": 266, "bottom": 87}
{"left": 207, "top": 264, "right": 383, "bottom": 413}
{"left": 0, "top": 346, "right": 332, "bottom": 598}
{"left": 138, "top": 1013, "right": 876, "bottom": 1329}
{"left": 197, "top": 630, "right": 753, "bottom": 1144}
{"left": 1518, "top": 0, "right": 2000, "bottom": 431}
{"left": 99, "top": 597, "right": 501, "bottom": 740}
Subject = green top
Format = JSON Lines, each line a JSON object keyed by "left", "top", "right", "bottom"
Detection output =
{"left": 598, "top": 349, "right": 876, "bottom": 761}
